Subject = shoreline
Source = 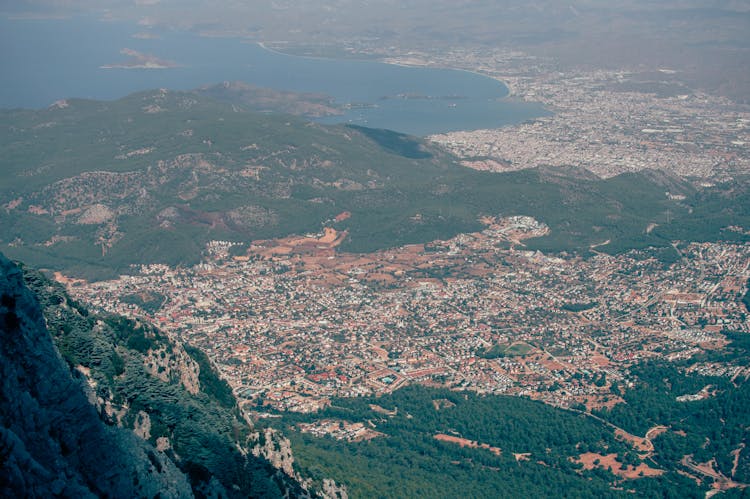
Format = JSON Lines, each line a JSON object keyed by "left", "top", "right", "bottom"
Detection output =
{"left": 256, "top": 42, "right": 513, "bottom": 100}
{"left": 379, "top": 57, "right": 513, "bottom": 99}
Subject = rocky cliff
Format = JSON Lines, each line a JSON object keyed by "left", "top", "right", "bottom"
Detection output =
{"left": 0, "top": 253, "right": 193, "bottom": 497}
{"left": 0, "top": 253, "right": 310, "bottom": 497}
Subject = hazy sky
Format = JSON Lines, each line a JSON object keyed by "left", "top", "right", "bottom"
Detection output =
{"left": 5, "top": 1, "right": 750, "bottom": 27}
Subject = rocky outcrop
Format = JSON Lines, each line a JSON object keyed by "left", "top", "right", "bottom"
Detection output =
{"left": 253, "top": 428, "right": 297, "bottom": 477}
{"left": 252, "top": 428, "right": 348, "bottom": 499}
{"left": 321, "top": 479, "right": 349, "bottom": 499}
{"left": 0, "top": 253, "right": 193, "bottom": 497}
{"left": 1, "top": 252, "right": 330, "bottom": 498}
{"left": 143, "top": 343, "right": 201, "bottom": 395}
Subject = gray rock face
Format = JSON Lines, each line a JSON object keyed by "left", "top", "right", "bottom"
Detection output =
{"left": 0, "top": 254, "right": 193, "bottom": 498}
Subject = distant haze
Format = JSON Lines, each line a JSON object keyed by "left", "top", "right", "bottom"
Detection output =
{"left": 0, "top": 15, "right": 548, "bottom": 135}
{"left": 2, "top": 1, "right": 749, "bottom": 102}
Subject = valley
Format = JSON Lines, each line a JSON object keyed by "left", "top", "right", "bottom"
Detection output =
{"left": 2, "top": 2, "right": 750, "bottom": 498}
{"left": 1, "top": 83, "right": 748, "bottom": 497}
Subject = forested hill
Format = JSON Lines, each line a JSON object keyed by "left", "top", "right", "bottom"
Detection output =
{"left": 0, "top": 252, "right": 312, "bottom": 498}
{"left": 271, "top": 374, "right": 750, "bottom": 498}
{"left": 1, "top": 89, "right": 747, "bottom": 279}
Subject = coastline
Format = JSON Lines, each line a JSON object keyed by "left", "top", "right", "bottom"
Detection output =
{"left": 256, "top": 42, "right": 513, "bottom": 99}
{"left": 255, "top": 41, "right": 366, "bottom": 63}
{"left": 379, "top": 57, "right": 513, "bottom": 99}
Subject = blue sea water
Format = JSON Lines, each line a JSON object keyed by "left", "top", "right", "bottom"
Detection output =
{"left": 0, "top": 16, "right": 548, "bottom": 136}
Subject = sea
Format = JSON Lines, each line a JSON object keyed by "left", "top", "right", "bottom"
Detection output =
{"left": 0, "top": 15, "right": 548, "bottom": 136}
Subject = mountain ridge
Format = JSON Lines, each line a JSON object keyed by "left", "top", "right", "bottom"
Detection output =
{"left": 0, "top": 252, "right": 193, "bottom": 497}
{"left": 1, "top": 252, "right": 325, "bottom": 497}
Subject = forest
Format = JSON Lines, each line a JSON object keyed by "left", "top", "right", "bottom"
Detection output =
{"left": 269, "top": 384, "right": 720, "bottom": 498}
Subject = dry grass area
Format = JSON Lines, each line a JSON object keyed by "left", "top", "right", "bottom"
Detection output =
{"left": 615, "top": 428, "right": 653, "bottom": 453}
{"left": 583, "top": 394, "right": 625, "bottom": 411}
{"left": 432, "top": 398, "right": 457, "bottom": 411}
{"left": 434, "top": 434, "right": 501, "bottom": 456}
{"left": 53, "top": 272, "right": 86, "bottom": 286}
{"left": 317, "top": 227, "right": 340, "bottom": 244}
{"left": 369, "top": 404, "right": 397, "bottom": 416}
{"left": 575, "top": 452, "right": 664, "bottom": 479}
{"left": 251, "top": 228, "right": 347, "bottom": 259}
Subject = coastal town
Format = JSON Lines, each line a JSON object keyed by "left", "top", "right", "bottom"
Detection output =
{"left": 66, "top": 216, "right": 750, "bottom": 415}
{"left": 380, "top": 48, "right": 750, "bottom": 180}
{"left": 3, "top": 3, "right": 750, "bottom": 497}
{"left": 52, "top": 43, "right": 750, "bottom": 422}
{"left": 49, "top": 42, "right": 750, "bottom": 420}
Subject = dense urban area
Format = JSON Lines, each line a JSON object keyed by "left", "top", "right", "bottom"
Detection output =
{"left": 63, "top": 48, "right": 749, "bottom": 417}
{"left": 69, "top": 217, "right": 749, "bottom": 414}
{"left": 57, "top": 47, "right": 748, "bottom": 417}
{"left": 391, "top": 48, "right": 750, "bottom": 179}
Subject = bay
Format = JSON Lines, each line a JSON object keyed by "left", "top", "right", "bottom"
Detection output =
{"left": 0, "top": 15, "right": 548, "bottom": 136}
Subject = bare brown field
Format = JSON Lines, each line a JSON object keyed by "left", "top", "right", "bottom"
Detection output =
{"left": 434, "top": 434, "right": 501, "bottom": 456}
{"left": 575, "top": 452, "right": 664, "bottom": 479}
{"left": 615, "top": 428, "right": 653, "bottom": 453}
{"left": 582, "top": 394, "right": 624, "bottom": 411}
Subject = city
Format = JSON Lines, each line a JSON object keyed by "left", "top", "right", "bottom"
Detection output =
{"left": 382, "top": 48, "right": 750, "bottom": 180}
{"left": 3, "top": 2, "right": 749, "bottom": 496}
{"left": 62, "top": 48, "right": 750, "bottom": 422}
{"left": 67, "top": 217, "right": 749, "bottom": 415}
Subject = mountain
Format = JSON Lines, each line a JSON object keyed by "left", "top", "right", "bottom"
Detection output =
{"left": 0, "top": 253, "right": 191, "bottom": 497}
{"left": 0, "top": 252, "right": 318, "bottom": 498}
{"left": 0, "top": 88, "right": 747, "bottom": 279}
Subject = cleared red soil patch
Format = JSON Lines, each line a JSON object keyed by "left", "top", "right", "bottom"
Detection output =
{"left": 615, "top": 428, "right": 653, "bottom": 453}
{"left": 582, "top": 394, "right": 625, "bottom": 411}
{"left": 575, "top": 452, "right": 664, "bottom": 479}
{"left": 434, "top": 434, "right": 501, "bottom": 456}
{"left": 590, "top": 354, "right": 611, "bottom": 367}
{"left": 369, "top": 404, "right": 397, "bottom": 416}
{"left": 681, "top": 455, "right": 750, "bottom": 491}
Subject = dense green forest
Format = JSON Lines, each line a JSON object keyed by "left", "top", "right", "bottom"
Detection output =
{"left": 268, "top": 385, "right": 714, "bottom": 498}
{"left": 595, "top": 333, "right": 750, "bottom": 485}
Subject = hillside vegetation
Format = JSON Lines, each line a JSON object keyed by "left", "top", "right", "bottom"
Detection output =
{"left": 273, "top": 385, "right": 714, "bottom": 498}
{"left": 9, "top": 258, "right": 305, "bottom": 497}
{"left": 1, "top": 89, "right": 747, "bottom": 278}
